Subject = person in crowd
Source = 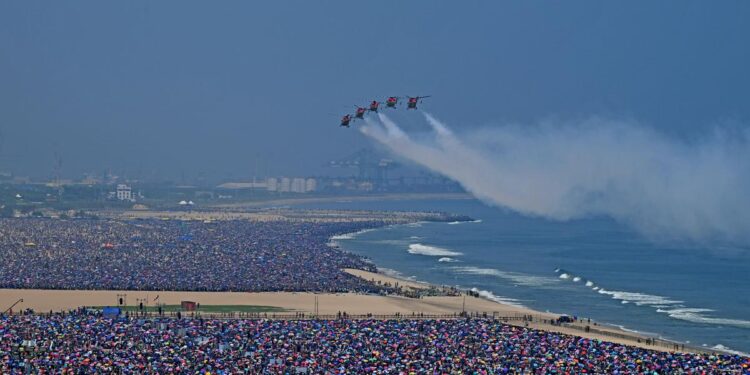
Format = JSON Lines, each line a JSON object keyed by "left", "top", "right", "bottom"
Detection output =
{"left": 0, "top": 311, "right": 747, "bottom": 374}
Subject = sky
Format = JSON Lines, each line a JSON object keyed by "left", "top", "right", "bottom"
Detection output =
{"left": 0, "top": 1, "right": 748, "bottom": 182}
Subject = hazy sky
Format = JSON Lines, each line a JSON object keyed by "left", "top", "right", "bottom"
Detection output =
{"left": 1, "top": 2, "right": 748, "bottom": 181}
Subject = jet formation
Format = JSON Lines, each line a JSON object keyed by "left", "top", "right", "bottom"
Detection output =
{"left": 340, "top": 95, "right": 430, "bottom": 127}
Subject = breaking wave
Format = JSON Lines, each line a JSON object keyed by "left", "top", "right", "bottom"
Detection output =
{"left": 597, "top": 289, "right": 683, "bottom": 306}
{"left": 453, "top": 266, "right": 560, "bottom": 287}
{"left": 447, "top": 219, "right": 482, "bottom": 225}
{"left": 554, "top": 269, "right": 597, "bottom": 288}
{"left": 330, "top": 229, "right": 375, "bottom": 241}
{"left": 656, "top": 308, "right": 750, "bottom": 329}
{"left": 711, "top": 344, "right": 750, "bottom": 357}
{"left": 470, "top": 287, "right": 525, "bottom": 308}
{"left": 555, "top": 269, "right": 750, "bottom": 332}
{"left": 438, "top": 257, "right": 459, "bottom": 263}
{"left": 407, "top": 243, "right": 463, "bottom": 257}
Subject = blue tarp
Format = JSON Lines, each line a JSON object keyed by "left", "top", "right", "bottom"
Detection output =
{"left": 102, "top": 307, "right": 121, "bottom": 317}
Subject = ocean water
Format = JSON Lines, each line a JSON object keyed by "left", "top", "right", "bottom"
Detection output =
{"left": 296, "top": 198, "right": 750, "bottom": 354}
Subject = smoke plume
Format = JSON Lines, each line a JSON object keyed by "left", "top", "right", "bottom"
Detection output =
{"left": 361, "top": 113, "right": 750, "bottom": 245}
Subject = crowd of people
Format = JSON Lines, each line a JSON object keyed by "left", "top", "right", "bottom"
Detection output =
{"left": 0, "top": 218, "right": 385, "bottom": 292}
{"left": 1, "top": 311, "right": 747, "bottom": 374}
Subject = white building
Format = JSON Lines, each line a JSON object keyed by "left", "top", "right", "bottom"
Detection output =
{"left": 305, "top": 178, "right": 317, "bottom": 192}
{"left": 116, "top": 184, "right": 134, "bottom": 201}
{"left": 279, "top": 177, "right": 291, "bottom": 193}
{"left": 263, "top": 177, "right": 316, "bottom": 193}
{"left": 266, "top": 177, "right": 278, "bottom": 192}
{"left": 291, "top": 178, "right": 306, "bottom": 193}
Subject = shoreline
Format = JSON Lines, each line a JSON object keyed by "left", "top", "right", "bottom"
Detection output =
{"left": 343, "top": 269, "right": 720, "bottom": 355}
{"left": 332, "top": 228, "right": 728, "bottom": 356}
{"left": 0, "top": 213, "right": 736, "bottom": 356}
{"left": 0, "top": 271, "right": 714, "bottom": 355}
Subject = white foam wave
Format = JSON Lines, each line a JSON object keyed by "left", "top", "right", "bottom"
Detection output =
{"left": 453, "top": 266, "right": 560, "bottom": 287}
{"left": 559, "top": 273, "right": 570, "bottom": 279}
{"left": 609, "top": 324, "right": 651, "bottom": 336}
{"left": 470, "top": 287, "right": 524, "bottom": 308}
{"left": 407, "top": 243, "right": 463, "bottom": 257}
{"left": 438, "top": 257, "right": 459, "bottom": 263}
{"left": 657, "top": 308, "right": 750, "bottom": 329}
{"left": 572, "top": 276, "right": 581, "bottom": 282}
{"left": 597, "top": 289, "right": 683, "bottom": 306}
{"left": 656, "top": 307, "right": 713, "bottom": 314}
{"left": 711, "top": 344, "right": 750, "bottom": 357}
{"left": 447, "top": 219, "right": 483, "bottom": 225}
{"left": 330, "top": 228, "right": 375, "bottom": 241}
{"left": 585, "top": 281, "right": 594, "bottom": 287}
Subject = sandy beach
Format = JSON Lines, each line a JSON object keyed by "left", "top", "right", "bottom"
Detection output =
{"left": 0, "top": 268, "right": 702, "bottom": 353}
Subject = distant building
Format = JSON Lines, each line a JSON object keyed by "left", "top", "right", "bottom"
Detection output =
{"left": 80, "top": 174, "right": 101, "bottom": 185}
{"left": 216, "top": 182, "right": 267, "bottom": 190}
{"left": 279, "top": 177, "right": 291, "bottom": 193}
{"left": 305, "top": 178, "right": 317, "bottom": 192}
{"left": 212, "top": 177, "right": 316, "bottom": 194}
{"left": 116, "top": 184, "right": 134, "bottom": 202}
{"left": 266, "top": 177, "right": 278, "bottom": 191}
{"left": 291, "top": 178, "right": 306, "bottom": 193}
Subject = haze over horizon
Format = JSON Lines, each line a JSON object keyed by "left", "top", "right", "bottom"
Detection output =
{"left": 1, "top": 2, "right": 749, "bottom": 182}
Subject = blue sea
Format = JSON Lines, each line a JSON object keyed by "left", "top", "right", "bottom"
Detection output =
{"left": 295, "top": 198, "right": 750, "bottom": 354}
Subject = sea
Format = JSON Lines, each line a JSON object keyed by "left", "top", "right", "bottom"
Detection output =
{"left": 290, "top": 197, "right": 750, "bottom": 354}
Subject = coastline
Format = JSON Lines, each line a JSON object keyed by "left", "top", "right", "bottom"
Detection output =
{"left": 342, "top": 269, "right": 718, "bottom": 355}
{"left": 331, "top": 228, "right": 726, "bottom": 356}
{"left": 0, "top": 210, "right": 736, "bottom": 356}
{"left": 0, "top": 275, "right": 707, "bottom": 355}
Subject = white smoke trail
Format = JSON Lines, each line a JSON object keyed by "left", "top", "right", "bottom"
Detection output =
{"left": 361, "top": 113, "right": 750, "bottom": 245}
